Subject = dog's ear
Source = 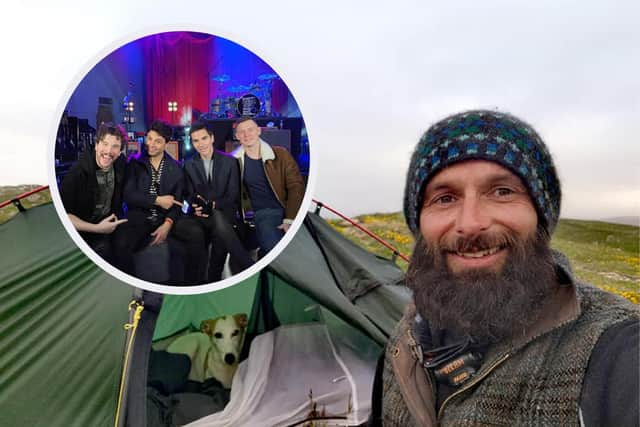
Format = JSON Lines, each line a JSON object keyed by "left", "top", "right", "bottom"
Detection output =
{"left": 234, "top": 313, "right": 248, "bottom": 329}
{"left": 200, "top": 319, "right": 216, "bottom": 336}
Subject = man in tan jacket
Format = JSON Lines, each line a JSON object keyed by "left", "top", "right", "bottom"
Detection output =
{"left": 233, "top": 117, "right": 305, "bottom": 257}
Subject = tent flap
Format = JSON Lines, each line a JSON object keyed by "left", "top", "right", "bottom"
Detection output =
{"left": 0, "top": 205, "right": 133, "bottom": 427}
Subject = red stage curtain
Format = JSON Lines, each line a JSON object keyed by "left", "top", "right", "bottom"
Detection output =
{"left": 143, "top": 32, "right": 215, "bottom": 127}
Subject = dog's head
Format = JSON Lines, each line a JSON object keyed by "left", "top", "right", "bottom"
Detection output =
{"left": 200, "top": 313, "right": 248, "bottom": 366}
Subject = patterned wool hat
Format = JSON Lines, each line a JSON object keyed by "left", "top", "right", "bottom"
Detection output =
{"left": 404, "top": 110, "right": 561, "bottom": 235}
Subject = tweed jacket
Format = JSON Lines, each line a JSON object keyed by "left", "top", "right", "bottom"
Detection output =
{"left": 233, "top": 139, "right": 305, "bottom": 223}
{"left": 372, "top": 277, "right": 639, "bottom": 426}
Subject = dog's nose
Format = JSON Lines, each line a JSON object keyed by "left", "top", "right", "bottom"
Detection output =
{"left": 224, "top": 353, "right": 236, "bottom": 365}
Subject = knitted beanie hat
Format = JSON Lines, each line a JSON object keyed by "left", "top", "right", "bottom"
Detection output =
{"left": 404, "top": 110, "right": 561, "bottom": 235}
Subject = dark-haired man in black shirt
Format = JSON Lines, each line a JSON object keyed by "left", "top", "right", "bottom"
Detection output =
{"left": 112, "top": 120, "right": 186, "bottom": 278}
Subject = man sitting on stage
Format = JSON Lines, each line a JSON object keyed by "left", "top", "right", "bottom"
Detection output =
{"left": 233, "top": 118, "right": 305, "bottom": 257}
{"left": 113, "top": 120, "right": 185, "bottom": 278}
{"left": 174, "top": 121, "right": 254, "bottom": 284}
{"left": 60, "top": 122, "right": 128, "bottom": 262}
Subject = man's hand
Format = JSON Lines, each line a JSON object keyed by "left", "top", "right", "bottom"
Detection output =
{"left": 155, "top": 195, "right": 175, "bottom": 210}
{"left": 193, "top": 203, "right": 207, "bottom": 217}
{"left": 68, "top": 213, "right": 127, "bottom": 234}
{"left": 277, "top": 222, "right": 291, "bottom": 233}
{"left": 95, "top": 214, "right": 128, "bottom": 234}
{"left": 150, "top": 221, "right": 172, "bottom": 246}
{"left": 194, "top": 196, "right": 215, "bottom": 218}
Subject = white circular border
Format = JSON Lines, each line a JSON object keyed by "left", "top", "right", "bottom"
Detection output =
{"left": 47, "top": 24, "right": 317, "bottom": 296}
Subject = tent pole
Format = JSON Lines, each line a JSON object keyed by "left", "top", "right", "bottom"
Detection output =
{"left": 114, "top": 289, "right": 145, "bottom": 427}
{"left": 311, "top": 199, "right": 410, "bottom": 263}
{"left": 0, "top": 185, "right": 49, "bottom": 209}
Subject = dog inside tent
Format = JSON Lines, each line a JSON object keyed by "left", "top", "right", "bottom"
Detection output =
{"left": 0, "top": 189, "right": 411, "bottom": 427}
{"left": 127, "top": 212, "right": 411, "bottom": 426}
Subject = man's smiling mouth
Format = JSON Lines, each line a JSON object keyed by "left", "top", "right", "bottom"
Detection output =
{"left": 454, "top": 245, "right": 504, "bottom": 258}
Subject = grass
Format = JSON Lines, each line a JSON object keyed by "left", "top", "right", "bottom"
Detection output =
{"left": 552, "top": 219, "right": 639, "bottom": 302}
{"left": 327, "top": 212, "right": 639, "bottom": 304}
{"left": 0, "top": 185, "right": 52, "bottom": 225}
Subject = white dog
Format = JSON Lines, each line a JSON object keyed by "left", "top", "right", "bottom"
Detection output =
{"left": 167, "top": 313, "right": 248, "bottom": 388}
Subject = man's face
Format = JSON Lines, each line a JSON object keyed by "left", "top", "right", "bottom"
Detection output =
{"left": 419, "top": 160, "right": 538, "bottom": 274}
{"left": 409, "top": 160, "right": 555, "bottom": 342}
{"left": 191, "top": 128, "right": 214, "bottom": 158}
{"left": 146, "top": 130, "right": 167, "bottom": 158}
{"left": 95, "top": 134, "right": 122, "bottom": 170}
{"left": 235, "top": 120, "right": 261, "bottom": 148}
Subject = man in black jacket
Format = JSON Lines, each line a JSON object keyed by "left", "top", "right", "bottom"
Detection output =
{"left": 173, "top": 121, "right": 254, "bottom": 284}
{"left": 112, "top": 120, "right": 187, "bottom": 278}
{"left": 60, "top": 122, "right": 128, "bottom": 262}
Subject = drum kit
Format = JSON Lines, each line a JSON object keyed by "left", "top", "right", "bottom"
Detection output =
{"left": 206, "top": 72, "right": 280, "bottom": 119}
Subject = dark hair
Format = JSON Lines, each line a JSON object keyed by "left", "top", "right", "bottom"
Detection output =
{"left": 96, "top": 122, "right": 126, "bottom": 147}
{"left": 189, "top": 120, "right": 213, "bottom": 138}
{"left": 147, "top": 120, "right": 173, "bottom": 142}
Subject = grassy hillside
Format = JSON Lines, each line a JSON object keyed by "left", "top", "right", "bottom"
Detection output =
{"left": 552, "top": 219, "right": 639, "bottom": 301}
{"left": 328, "top": 212, "right": 639, "bottom": 304}
{"left": 0, "top": 185, "right": 52, "bottom": 225}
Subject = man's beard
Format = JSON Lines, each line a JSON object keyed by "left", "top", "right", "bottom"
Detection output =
{"left": 406, "top": 228, "right": 557, "bottom": 344}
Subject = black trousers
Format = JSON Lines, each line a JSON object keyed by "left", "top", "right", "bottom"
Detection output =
{"left": 82, "top": 232, "right": 113, "bottom": 263}
{"left": 173, "top": 210, "right": 254, "bottom": 284}
{"left": 112, "top": 210, "right": 169, "bottom": 277}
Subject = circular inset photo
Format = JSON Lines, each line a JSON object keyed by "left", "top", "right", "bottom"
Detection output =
{"left": 49, "top": 31, "right": 313, "bottom": 293}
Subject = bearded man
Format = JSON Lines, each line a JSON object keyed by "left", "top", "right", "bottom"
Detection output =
{"left": 60, "top": 122, "right": 128, "bottom": 262}
{"left": 370, "top": 110, "right": 639, "bottom": 426}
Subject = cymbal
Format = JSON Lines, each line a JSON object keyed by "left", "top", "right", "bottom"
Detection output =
{"left": 199, "top": 112, "right": 217, "bottom": 120}
{"left": 258, "top": 73, "right": 279, "bottom": 81}
{"left": 211, "top": 74, "right": 231, "bottom": 82}
{"left": 227, "top": 85, "right": 250, "bottom": 93}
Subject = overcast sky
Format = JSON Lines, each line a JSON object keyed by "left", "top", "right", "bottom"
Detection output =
{"left": 1, "top": 0, "right": 638, "bottom": 221}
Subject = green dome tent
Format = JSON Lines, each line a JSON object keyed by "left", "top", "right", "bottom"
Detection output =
{"left": 0, "top": 192, "right": 410, "bottom": 427}
{"left": 0, "top": 200, "right": 133, "bottom": 427}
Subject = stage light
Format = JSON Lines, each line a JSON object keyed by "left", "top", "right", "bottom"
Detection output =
{"left": 184, "top": 126, "right": 191, "bottom": 151}
{"left": 168, "top": 101, "right": 178, "bottom": 112}
{"left": 123, "top": 97, "right": 135, "bottom": 125}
